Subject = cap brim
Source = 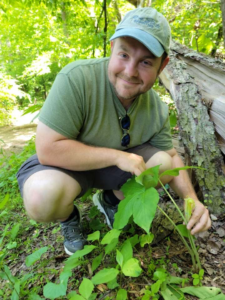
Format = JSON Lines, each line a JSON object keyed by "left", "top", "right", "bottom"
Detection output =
{"left": 109, "top": 28, "right": 164, "bottom": 57}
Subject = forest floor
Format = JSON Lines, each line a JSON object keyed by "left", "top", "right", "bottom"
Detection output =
{"left": 1, "top": 109, "right": 225, "bottom": 299}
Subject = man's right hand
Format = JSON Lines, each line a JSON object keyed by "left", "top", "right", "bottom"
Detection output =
{"left": 116, "top": 152, "right": 146, "bottom": 176}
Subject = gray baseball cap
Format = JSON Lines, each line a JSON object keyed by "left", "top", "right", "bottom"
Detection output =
{"left": 109, "top": 7, "right": 171, "bottom": 57}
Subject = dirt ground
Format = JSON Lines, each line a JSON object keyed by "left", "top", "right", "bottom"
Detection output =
{"left": 0, "top": 108, "right": 37, "bottom": 158}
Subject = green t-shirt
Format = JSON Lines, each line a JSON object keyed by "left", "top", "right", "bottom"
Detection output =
{"left": 39, "top": 58, "right": 173, "bottom": 151}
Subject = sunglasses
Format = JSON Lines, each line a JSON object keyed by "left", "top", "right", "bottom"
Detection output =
{"left": 120, "top": 115, "right": 130, "bottom": 147}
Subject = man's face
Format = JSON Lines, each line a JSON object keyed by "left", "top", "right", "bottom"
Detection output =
{"left": 108, "top": 37, "right": 169, "bottom": 105}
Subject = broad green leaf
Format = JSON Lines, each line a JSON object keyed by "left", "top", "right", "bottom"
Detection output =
{"left": 127, "top": 235, "right": 139, "bottom": 247}
{"left": 28, "top": 293, "right": 43, "bottom": 300}
{"left": 4, "top": 265, "right": 15, "bottom": 284}
{"left": 181, "top": 286, "right": 222, "bottom": 298}
{"left": 199, "top": 269, "right": 204, "bottom": 277}
{"left": 79, "top": 278, "right": 94, "bottom": 299}
{"left": 121, "top": 176, "right": 144, "bottom": 197}
{"left": 69, "top": 295, "right": 85, "bottom": 300}
{"left": 140, "top": 233, "right": 154, "bottom": 247}
{"left": 153, "top": 268, "right": 168, "bottom": 281}
{"left": 7, "top": 242, "right": 17, "bottom": 249}
{"left": 105, "top": 238, "right": 118, "bottom": 255}
{"left": 136, "top": 165, "right": 160, "bottom": 189}
{"left": 204, "top": 295, "right": 225, "bottom": 300}
{"left": 151, "top": 280, "right": 161, "bottom": 294}
{"left": 122, "top": 258, "right": 142, "bottom": 277}
{"left": 0, "top": 194, "right": 9, "bottom": 210}
{"left": 25, "top": 247, "right": 48, "bottom": 267}
{"left": 167, "top": 276, "right": 185, "bottom": 285}
{"left": 64, "top": 259, "right": 82, "bottom": 272}
{"left": 116, "top": 249, "right": 123, "bottom": 267}
{"left": 66, "top": 245, "right": 96, "bottom": 262}
{"left": 87, "top": 231, "right": 100, "bottom": 242}
{"left": 114, "top": 194, "right": 136, "bottom": 229}
{"left": 91, "top": 268, "right": 119, "bottom": 285}
{"left": 88, "top": 293, "right": 97, "bottom": 300}
{"left": 11, "top": 280, "right": 20, "bottom": 300}
{"left": 92, "top": 252, "right": 103, "bottom": 272}
{"left": 120, "top": 240, "right": 133, "bottom": 264}
{"left": 160, "top": 286, "right": 180, "bottom": 300}
{"left": 10, "top": 223, "right": 20, "bottom": 240}
{"left": 101, "top": 229, "right": 121, "bottom": 245}
{"left": 107, "top": 277, "right": 119, "bottom": 289}
{"left": 116, "top": 289, "right": 127, "bottom": 300}
{"left": 133, "top": 188, "right": 159, "bottom": 233}
{"left": 176, "top": 224, "right": 189, "bottom": 238}
{"left": 160, "top": 166, "right": 204, "bottom": 179}
{"left": 43, "top": 271, "right": 71, "bottom": 299}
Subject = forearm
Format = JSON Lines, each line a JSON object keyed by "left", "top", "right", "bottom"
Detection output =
{"left": 169, "top": 154, "right": 198, "bottom": 201}
{"left": 37, "top": 138, "right": 125, "bottom": 171}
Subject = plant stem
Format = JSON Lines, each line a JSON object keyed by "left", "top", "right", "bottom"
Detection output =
{"left": 3, "top": 270, "right": 20, "bottom": 298}
{"left": 159, "top": 179, "right": 186, "bottom": 225}
{"left": 157, "top": 206, "right": 196, "bottom": 268}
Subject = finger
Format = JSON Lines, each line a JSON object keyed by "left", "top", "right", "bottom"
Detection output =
{"left": 189, "top": 211, "right": 210, "bottom": 235}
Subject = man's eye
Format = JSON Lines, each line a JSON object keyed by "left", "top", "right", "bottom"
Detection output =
{"left": 142, "top": 60, "right": 151, "bottom": 66}
{"left": 120, "top": 53, "right": 128, "bottom": 58}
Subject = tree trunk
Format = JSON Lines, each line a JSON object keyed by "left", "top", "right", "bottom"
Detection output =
{"left": 159, "top": 41, "right": 225, "bottom": 214}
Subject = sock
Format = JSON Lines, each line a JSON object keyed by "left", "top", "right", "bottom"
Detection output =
{"left": 103, "top": 190, "right": 120, "bottom": 206}
{"left": 61, "top": 206, "right": 78, "bottom": 223}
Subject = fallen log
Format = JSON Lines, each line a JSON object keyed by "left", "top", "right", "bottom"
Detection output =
{"left": 159, "top": 41, "right": 225, "bottom": 214}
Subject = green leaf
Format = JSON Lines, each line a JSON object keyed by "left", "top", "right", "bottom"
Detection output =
{"left": 121, "top": 176, "right": 144, "bottom": 197}
{"left": 79, "top": 278, "right": 94, "bottom": 299}
{"left": 176, "top": 224, "right": 189, "bottom": 238}
{"left": 135, "top": 166, "right": 160, "bottom": 189}
{"left": 28, "top": 293, "right": 44, "bottom": 300}
{"left": 160, "top": 166, "right": 204, "bottom": 179}
{"left": 10, "top": 223, "right": 20, "bottom": 240}
{"left": 64, "top": 258, "right": 82, "bottom": 272}
{"left": 114, "top": 194, "right": 136, "bottom": 229}
{"left": 107, "top": 277, "right": 119, "bottom": 290}
{"left": 120, "top": 240, "right": 133, "bottom": 264}
{"left": 153, "top": 268, "right": 168, "bottom": 281}
{"left": 151, "top": 280, "right": 161, "bottom": 294}
{"left": 43, "top": 271, "right": 71, "bottom": 299}
{"left": 4, "top": 265, "right": 15, "bottom": 284}
{"left": 193, "top": 278, "right": 200, "bottom": 286}
{"left": 199, "top": 269, "right": 204, "bottom": 277}
{"left": 70, "top": 295, "right": 85, "bottom": 300}
{"left": 66, "top": 245, "right": 96, "bottom": 262}
{"left": 25, "top": 247, "right": 48, "bottom": 267}
{"left": 160, "top": 286, "right": 180, "bottom": 300}
{"left": 101, "top": 229, "right": 121, "bottom": 245}
{"left": 92, "top": 252, "right": 103, "bottom": 272}
{"left": 0, "top": 194, "right": 9, "bottom": 210}
{"left": 122, "top": 258, "right": 142, "bottom": 277}
{"left": 116, "top": 250, "right": 123, "bottom": 267}
{"left": 204, "top": 295, "right": 225, "bottom": 300}
{"left": 140, "top": 233, "right": 154, "bottom": 247}
{"left": 181, "top": 286, "right": 222, "bottom": 298}
{"left": 116, "top": 289, "right": 127, "bottom": 300}
{"left": 127, "top": 235, "right": 139, "bottom": 247}
{"left": 87, "top": 231, "right": 100, "bottom": 242}
{"left": 88, "top": 293, "right": 97, "bottom": 300}
{"left": 105, "top": 238, "right": 118, "bottom": 255}
{"left": 133, "top": 188, "right": 159, "bottom": 233}
{"left": 7, "top": 242, "right": 17, "bottom": 249}
{"left": 11, "top": 280, "right": 20, "bottom": 300}
{"left": 91, "top": 268, "right": 119, "bottom": 285}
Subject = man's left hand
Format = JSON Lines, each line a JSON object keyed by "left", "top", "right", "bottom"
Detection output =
{"left": 187, "top": 200, "right": 211, "bottom": 235}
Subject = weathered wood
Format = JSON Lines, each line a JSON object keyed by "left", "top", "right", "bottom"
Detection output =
{"left": 159, "top": 41, "right": 225, "bottom": 214}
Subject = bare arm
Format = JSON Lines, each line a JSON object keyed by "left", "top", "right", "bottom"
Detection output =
{"left": 166, "top": 148, "right": 211, "bottom": 234}
{"left": 36, "top": 121, "right": 146, "bottom": 176}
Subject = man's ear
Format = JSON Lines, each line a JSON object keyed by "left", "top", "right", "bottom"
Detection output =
{"left": 159, "top": 56, "right": 169, "bottom": 74}
{"left": 110, "top": 40, "right": 114, "bottom": 51}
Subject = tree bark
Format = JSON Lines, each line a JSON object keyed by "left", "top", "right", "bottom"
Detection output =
{"left": 159, "top": 41, "right": 225, "bottom": 214}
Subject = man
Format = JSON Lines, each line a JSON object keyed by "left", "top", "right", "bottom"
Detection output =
{"left": 17, "top": 7, "right": 211, "bottom": 256}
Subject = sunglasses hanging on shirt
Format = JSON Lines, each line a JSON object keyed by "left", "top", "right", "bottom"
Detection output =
{"left": 120, "top": 114, "right": 130, "bottom": 147}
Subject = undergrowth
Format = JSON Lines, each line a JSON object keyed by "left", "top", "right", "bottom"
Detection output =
{"left": 1, "top": 139, "right": 225, "bottom": 300}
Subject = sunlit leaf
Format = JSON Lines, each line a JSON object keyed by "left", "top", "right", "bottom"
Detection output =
{"left": 91, "top": 268, "right": 119, "bottom": 285}
{"left": 135, "top": 165, "right": 160, "bottom": 189}
{"left": 79, "top": 278, "right": 94, "bottom": 299}
{"left": 25, "top": 247, "right": 48, "bottom": 267}
{"left": 122, "top": 258, "right": 142, "bottom": 277}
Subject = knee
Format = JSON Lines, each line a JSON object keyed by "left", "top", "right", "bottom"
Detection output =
{"left": 23, "top": 178, "right": 58, "bottom": 222}
{"left": 146, "top": 151, "right": 172, "bottom": 172}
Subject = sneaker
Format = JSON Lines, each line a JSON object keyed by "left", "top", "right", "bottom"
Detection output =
{"left": 61, "top": 206, "right": 86, "bottom": 255}
{"left": 93, "top": 192, "right": 118, "bottom": 229}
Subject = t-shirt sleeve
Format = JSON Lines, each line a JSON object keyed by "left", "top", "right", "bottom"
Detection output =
{"left": 149, "top": 112, "right": 174, "bottom": 151}
{"left": 39, "top": 73, "right": 83, "bottom": 139}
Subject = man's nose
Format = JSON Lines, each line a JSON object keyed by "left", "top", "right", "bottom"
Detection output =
{"left": 125, "top": 61, "right": 139, "bottom": 78}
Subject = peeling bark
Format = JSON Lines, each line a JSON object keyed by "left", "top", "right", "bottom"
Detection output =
{"left": 159, "top": 41, "right": 225, "bottom": 214}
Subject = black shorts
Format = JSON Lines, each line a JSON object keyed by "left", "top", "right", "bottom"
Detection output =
{"left": 17, "top": 144, "right": 160, "bottom": 198}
